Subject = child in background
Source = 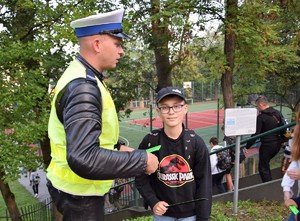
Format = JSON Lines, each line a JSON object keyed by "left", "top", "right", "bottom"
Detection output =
{"left": 282, "top": 128, "right": 295, "bottom": 174}
{"left": 221, "top": 125, "right": 235, "bottom": 192}
{"left": 282, "top": 108, "right": 300, "bottom": 221}
{"left": 209, "top": 137, "right": 226, "bottom": 194}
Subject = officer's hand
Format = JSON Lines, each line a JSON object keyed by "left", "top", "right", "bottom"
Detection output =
{"left": 145, "top": 153, "right": 159, "bottom": 174}
{"left": 153, "top": 201, "right": 169, "bottom": 215}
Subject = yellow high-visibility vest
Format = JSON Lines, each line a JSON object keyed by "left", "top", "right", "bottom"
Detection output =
{"left": 47, "top": 59, "right": 118, "bottom": 195}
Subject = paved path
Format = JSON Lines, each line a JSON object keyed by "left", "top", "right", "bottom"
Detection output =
{"left": 18, "top": 168, "right": 50, "bottom": 203}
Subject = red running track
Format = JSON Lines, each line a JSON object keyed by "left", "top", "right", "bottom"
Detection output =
{"left": 129, "top": 109, "right": 225, "bottom": 130}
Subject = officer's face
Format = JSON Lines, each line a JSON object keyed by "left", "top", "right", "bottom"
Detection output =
{"left": 97, "top": 35, "right": 124, "bottom": 70}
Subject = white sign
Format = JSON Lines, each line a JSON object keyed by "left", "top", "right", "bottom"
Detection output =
{"left": 183, "top": 82, "right": 192, "bottom": 89}
{"left": 224, "top": 108, "right": 257, "bottom": 136}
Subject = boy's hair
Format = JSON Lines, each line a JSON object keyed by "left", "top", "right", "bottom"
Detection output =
{"left": 209, "top": 137, "right": 218, "bottom": 145}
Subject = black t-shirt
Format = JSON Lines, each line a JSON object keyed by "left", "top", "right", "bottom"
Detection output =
{"left": 135, "top": 129, "right": 212, "bottom": 220}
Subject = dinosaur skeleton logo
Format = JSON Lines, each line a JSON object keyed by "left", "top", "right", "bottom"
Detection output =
{"left": 157, "top": 154, "right": 194, "bottom": 187}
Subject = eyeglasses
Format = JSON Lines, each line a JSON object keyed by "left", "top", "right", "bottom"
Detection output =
{"left": 158, "top": 104, "right": 185, "bottom": 114}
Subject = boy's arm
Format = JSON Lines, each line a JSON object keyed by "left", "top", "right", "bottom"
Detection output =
{"left": 135, "top": 136, "right": 160, "bottom": 209}
{"left": 194, "top": 136, "right": 212, "bottom": 221}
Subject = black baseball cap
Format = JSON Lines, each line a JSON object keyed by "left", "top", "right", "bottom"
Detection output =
{"left": 156, "top": 87, "right": 186, "bottom": 104}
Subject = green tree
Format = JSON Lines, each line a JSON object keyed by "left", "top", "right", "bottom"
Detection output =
{"left": 122, "top": 0, "right": 222, "bottom": 91}
{"left": 0, "top": 0, "right": 102, "bottom": 218}
{"left": 233, "top": 0, "right": 300, "bottom": 111}
{"left": 108, "top": 42, "right": 156, "bottom": 116}
{"left": 0, "top": 1, "right": 154, "bottom": 219}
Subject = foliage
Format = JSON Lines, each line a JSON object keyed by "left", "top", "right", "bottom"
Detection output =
{"left": 108, "top": 42, "right": 156, "bottom": 117}
{"left": 0, "top": 180, "right": 39, "bottom": 217}
{"left": 210, "top": 200, "right": 290, "bottom": 221}
{"left": 125, "top": 200, "right": 290, "bottom": 221}
{"left": 233, "top": 0, "right": 300, "bottom": 109}
{"left": 121, "top": 0, "right": 224, "bottom": 89}
{"left": 124, "top": 217, "right": 152, "bottom": 221}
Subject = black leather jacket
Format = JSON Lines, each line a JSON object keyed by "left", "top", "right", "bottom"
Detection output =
{"left": 56, "top": 73, "right": 147, "bottom": 180}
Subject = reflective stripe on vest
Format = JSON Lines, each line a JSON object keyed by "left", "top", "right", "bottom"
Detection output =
{"left": 47, "top": 59, "right": 118, "bottom": 196}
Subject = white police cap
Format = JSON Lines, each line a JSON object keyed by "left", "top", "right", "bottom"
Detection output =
{"left": 70, "top": 8, "right": 129, "bottom": 39}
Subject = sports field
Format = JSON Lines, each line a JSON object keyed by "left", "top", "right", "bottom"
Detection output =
{"left": 119, "top": 100, "right": 293, "bottom": 149}
{"left": 119, "top": 101, "right": 225, "bottom": 148}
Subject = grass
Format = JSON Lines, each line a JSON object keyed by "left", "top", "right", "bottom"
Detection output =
{"left": 1, "top": 184, "right": 291, "bottom": 221}
{"left": 0, "top": 180, "right": 40, "bottom": 218}
{"left": 124, "top": 200, "right": 291, "bottom": 221}
{"left": 210, "top": 200, "right": 290, "bottom": 221}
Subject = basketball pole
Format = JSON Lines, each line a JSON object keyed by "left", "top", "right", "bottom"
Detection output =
{"left": 185, "top": 113, "right": 188, "bottom": 129}
{"left": 150, "top": 104, "right": 153, "bottom": 132}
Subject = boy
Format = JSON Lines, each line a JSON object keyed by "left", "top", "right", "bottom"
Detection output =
{"left": 209, "top": 137, "right": 226, "bottom": 194}
{"left": 135, "top": 87, "right": 212, "bottom": 221}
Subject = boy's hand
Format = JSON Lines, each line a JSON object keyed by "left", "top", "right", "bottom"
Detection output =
{"left": 153, "top": 201, "right": 169, "bottom": 215}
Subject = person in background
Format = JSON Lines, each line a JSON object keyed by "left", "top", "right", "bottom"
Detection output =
{"left": 110, "top": 178, "right": 125, "bottom": 211}
{"left": 246, "top": 96, "right": 284, "bottom": 182}
{"left": 282, "top": 128, "right": 295, "bottom": 175}
{"left": 31, "top": 170, "right": 40, "bottom": 198}
{"left": 282, "top": 108, "right": 300, "bottom": 221}
{"left": 46, "top": 8, "right": 158, "bottom": 221}
{"left": 135, "top": 87, "right": 212, "bottom": 221}
{"left": 221, "top": 125, "right": 235, "bottom": 192}
{"left": 28, "top": 169, "right": 33, "bottom": 186}
{"left": 209, "top": 137, "right": 226, "bottom": 194}
{"left": 104, "top": 193, "right": 112, "bottom": 213}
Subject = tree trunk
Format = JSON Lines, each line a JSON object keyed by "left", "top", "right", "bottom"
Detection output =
{"left": 150, "top": 0, "right": 172, "bottom": 92}
{"left": 0, "top": 169, "right": 22, "bottom": 221}
{"left": 222, "top": 0, "right": 237, "bottom": 109}
{"left": 40, "top": 134, "right": 52, "bottom": 168}
{"left": 154, "top": 49, "right": 172, "bottom": 92}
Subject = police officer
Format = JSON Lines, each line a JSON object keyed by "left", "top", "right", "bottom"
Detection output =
{"left": 46, "top": 8, "right": 158, "bottom": 221}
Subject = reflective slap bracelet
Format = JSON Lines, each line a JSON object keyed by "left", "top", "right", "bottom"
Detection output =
{"left": 167, "top": 198, "right": 208, "bottom": 208}
{"left": 146, "top": 145, "right": 161, "bottom": 153}
{"left": 290, "top": 205, "right": 299, "bottom": 215}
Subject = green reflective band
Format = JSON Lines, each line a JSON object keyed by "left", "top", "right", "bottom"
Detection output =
{"left": 146, "top": 145, "right": 161, "bottom": 153}
{"left": 290, "top": 205, "right": 299, "bottom": 215}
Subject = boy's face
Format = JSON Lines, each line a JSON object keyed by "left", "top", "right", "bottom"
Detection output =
{"left": 156, "top": 96, "right": 187, "bottom": 128}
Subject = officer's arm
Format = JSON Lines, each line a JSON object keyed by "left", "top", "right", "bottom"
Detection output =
{"left": 59, "top": 79, "right": 148, "bottom": 180}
